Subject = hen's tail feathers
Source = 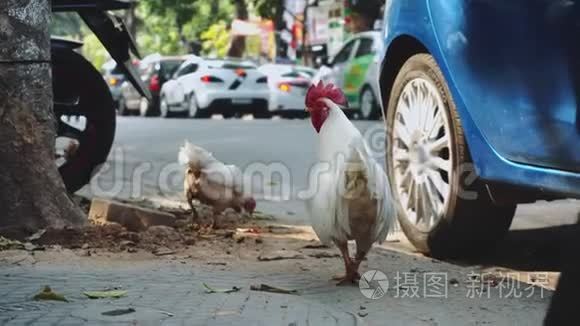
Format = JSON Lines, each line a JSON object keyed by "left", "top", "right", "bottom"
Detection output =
{"left": 178, "top": 141, "right": 216, "bottom": 168}
{"left": 352, "top": 145, "right": 396, "bottom": 242}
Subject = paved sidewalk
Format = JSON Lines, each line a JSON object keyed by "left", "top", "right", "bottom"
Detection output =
{"left": 0, "top": 247, "right": 551, "bottom": 326}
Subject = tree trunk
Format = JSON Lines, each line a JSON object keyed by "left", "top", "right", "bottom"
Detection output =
{"left": 0, "top": 0, "right": 85, "bottom": 238}
{"left": 227, "top": 0, "right": 248, "bottom": 58}
{"left": 348, "top": 0, "right": 383, "bottom": 32}
{"left": 274, "top": 0, "right": 286, "bottom": 59}
{"left": 301, "top": 2, "right": 311, "bottom": 66}
{"left": 347, "top": 13, "right": 373, "bottom": 33}
{"left": 123, "top": 2, "right": 138, "bottom": 38}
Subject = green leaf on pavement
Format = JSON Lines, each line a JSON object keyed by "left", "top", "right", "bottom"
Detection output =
{"left": 0, "top": 236, "right": 24, "bottom": 251}
{"left": 83, "top": 290, "right": 127, "bottom": 299}
{"left": 33, "top": 286, "right": 68, "bottom": 302}
{"left": 203, "top": 283, "right": 241, "bottom": 294}
{"left": 250, "top": 211, "right": 275, "bottom": 221}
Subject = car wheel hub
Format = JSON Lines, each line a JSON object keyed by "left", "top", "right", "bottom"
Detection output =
{"left": 160, "top": 99, "right": 167, "bottom": 116}
{"left": 391, "top": 77, "right": 453, "bottom": 232}
{"left": 189, "top": 96, "right": 198, "bottom": 116}
{"left": 139, "top": 98, "right": 148, "bottom": 115}
{"left": 361, "top": 90, "right": 373, "bottom": 117}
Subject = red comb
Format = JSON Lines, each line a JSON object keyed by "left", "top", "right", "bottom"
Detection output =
{"left": 305, "top": 81, "right": 347, "bottom": 110}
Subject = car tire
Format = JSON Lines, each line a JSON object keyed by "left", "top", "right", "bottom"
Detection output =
{"left": 281, "top": 111, "right": 307, "bottom": 119}
{"left": 160, "top": 95, "right": 173, "bottom": 118}
{"left": 253, "top": 109, "right": 271, "bottom": 119}
{"left": 359, "top": 86, "right": 379, "bottom": 120}
{"left": 385, "top": 53, "right": 516, "bottom": 259}
{"left": 139, "top": 97, "right": 155, "bottom": 117}
{"left": 186, "top": 93, "right": 206, "bottom": 118}
{"left": 118, "top": 97, "right": 129, "bottom": 116}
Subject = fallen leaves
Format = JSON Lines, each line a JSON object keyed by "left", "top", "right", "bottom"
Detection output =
{"left": 83, "top": 290, "right": 127, "bottom": 299}
{"left": 152, "top": 248, "right": 176, "bottom": 256}
{"left": 0, "top": 237, "right": 24, "bottom": 251}
{"left": 301, "top": 243, "right": 330, "bottom": 249}
{"left": 33, "top": 286, "right": 68, "bottom": 302}
{"left": 26, "top": 229, "right": 46, "bottom": 241}
{"left": 203, "top": 283, "right": 241, "bottom": 294}
{"left": 257, "top": 250, "right": 304, "bottom": 261}
{"left": 101, "top": 308, "right": 136, "bottom": 316}
{"left": 308, "top": 252, "right": 340, "bottom": 259}
{"left": 250, "top": 284, "right": 298, "bottom": 295}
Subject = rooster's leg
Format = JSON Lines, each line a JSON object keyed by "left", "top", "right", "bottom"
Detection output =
{"left": 209, "top": 208, "right": 223, "bottom": 229}
{"left": 332, "top": 241, "right": 358, "bottom": 285}
{"left": 188, "top": 200, "right": 199, "bottom": 220}
{"left": 186, "top": 191, "right": 199, "bottom": 220}
{"left": 351, "top": 240, "right": 372, "bottom": 280}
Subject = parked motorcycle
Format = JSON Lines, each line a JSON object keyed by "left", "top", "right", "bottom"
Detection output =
{"left": 51, "top": 0, "right": 150, "bottom": 193}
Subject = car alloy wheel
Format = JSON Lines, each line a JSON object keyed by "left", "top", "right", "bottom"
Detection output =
{"left": 117, "top": 97, "right": 128, "bottom": 116}
{"left": 160, "top": 96, "right": 170, "bottom": 118}
{"left": 139, "top": 97, "right": 150, "bottom": 117}
{"left": 391, "top": 77, "right": 452, "bottom": 232}
{"left": 360, "top": 87, "right": 377, "bottom": 120}
{"left": 385, "top": 54, "right": 516, "bottom": 258}
{"left": 188, "top": 94, "right": 199, "bottom": 118}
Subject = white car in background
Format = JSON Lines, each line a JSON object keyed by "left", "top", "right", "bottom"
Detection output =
{"left": 159, "top": 57, "right": 270, "bottom": 118}
{"left": 258, "top": 64, "right": 316, "bottom": 118}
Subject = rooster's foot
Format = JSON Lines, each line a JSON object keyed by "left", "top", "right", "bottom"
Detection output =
{"left": 332, "top": 272, "right": 361, "bottom": 285}
{"left": 208, "top": 218, "right": 221, "bottom": 230}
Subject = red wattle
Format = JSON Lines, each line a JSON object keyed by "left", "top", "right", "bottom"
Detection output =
{"left": 310, "top": 107, "right": 329, "bottom": 133}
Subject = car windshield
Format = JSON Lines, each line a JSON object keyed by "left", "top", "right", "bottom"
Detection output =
{"left": 259, "top": 65, "right": 313, "bottom": 79}
{"left": 208, "top": 60, "right": 256, "bottom": 70}
{"left": 160, "top": 60, "right": 184, "bottom": 75}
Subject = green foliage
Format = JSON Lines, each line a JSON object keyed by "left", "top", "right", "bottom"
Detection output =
{"left": 50, "top": 13, "right": 83, "bottom": 39}
{"left": 200, "top": 22, "right": 231, "bottom": 57}
{"left": 49, "top": 0, "right": 280, "bottom": 64}
{"left": 136, "top": 4, "right": 184, "bottom": 56}
{"left": 138, "top": 0, "right": 235, "bottom": 55}
{"left": 82, "top": 33, "right": 108, "bottom": 70}
{"left": 181, "top": 0, "right": 234, "bottom": 43}
{"left": 250, "top": 0, "right": 282, "bottom": 20}
{"left": 143, "top": 0, "right": 198, "bottom": 29}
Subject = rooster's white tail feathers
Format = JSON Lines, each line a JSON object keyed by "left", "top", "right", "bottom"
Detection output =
{"left": 178, "top": 141, "right": 246, "bottom": 195}
{"left": 178, "top": 141, "right": 217, "bottom": 168}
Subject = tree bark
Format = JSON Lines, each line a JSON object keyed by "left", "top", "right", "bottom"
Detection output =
{"left": 227, "top": 0, "right": 248, "bottom": 58}
{"left": 348, "top": 0, "right": 384, "bottom": 32}
{"left": 0, "top": 0, "right": 85, "bottom": 238}
{"left": 274, "top": 0, "right": 286, "bottom": 59}
{"left": 123, "top": 1, "right": 138, "bottom": 39}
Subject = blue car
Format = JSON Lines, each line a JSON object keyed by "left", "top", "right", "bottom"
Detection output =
{"left": 378, "top": 0, "right": 580, "bottom": 258}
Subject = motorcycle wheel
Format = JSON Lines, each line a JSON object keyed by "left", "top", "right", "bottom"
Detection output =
{"left": 52, "top": 48, "right": 116, "bottom": 193}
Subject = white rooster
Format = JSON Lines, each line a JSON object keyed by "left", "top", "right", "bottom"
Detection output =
{"left": 306, "top": 81, "right": 395, "bottom": 285}
{"left": 178, "top": 141, "right": 256, "bottom": 227}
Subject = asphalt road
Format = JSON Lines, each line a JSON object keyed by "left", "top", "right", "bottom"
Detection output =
{"left": 82, "top": 116, "right": 579, "bottom": 270}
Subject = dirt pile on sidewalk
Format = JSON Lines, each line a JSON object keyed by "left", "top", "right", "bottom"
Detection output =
{"left": 5, "top": 197, "right": 275, "bottom": 255}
